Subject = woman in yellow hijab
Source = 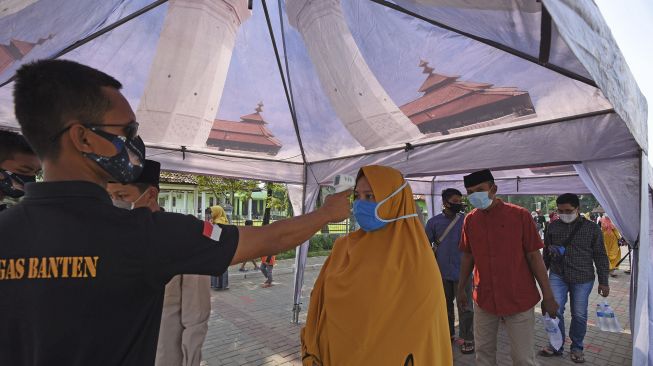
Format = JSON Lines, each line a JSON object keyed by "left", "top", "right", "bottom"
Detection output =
{"left": 210, "top": 205, "right": 230, "bottom": 289}
{"left": 601, "top": 216, "right": 622, "bottom": 277}
{"left": 301, "top": 165, "right": 452, "bottom": 365}
{"left": 210, "top": 205, "right": 229, "bottom": 225}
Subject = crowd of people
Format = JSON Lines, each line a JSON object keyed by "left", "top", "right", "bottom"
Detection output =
{"left": 0, "top": 59, "right": 625, "bottom": 366}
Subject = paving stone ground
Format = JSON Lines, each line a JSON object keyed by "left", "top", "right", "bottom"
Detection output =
{"left": 201, "top": 248, "right": 633, "bottom": 365}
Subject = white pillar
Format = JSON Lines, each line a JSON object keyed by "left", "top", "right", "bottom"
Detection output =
{"left": 286, "top": 0, "right": 422, "bottom": 149}
{"left": 182, "top": 191, "right": 188, "bottom": 215}
{"left": 201, "top": 191, "right": 207, "bottom": 218}
{"left": 167, "top": 191, "right": 173, "bottom": 212}
{"left": 247, "top": 198, "right": 253, "bottom": 220}
{"left": 137, "top": 0, "right": 251, "bottom": 146}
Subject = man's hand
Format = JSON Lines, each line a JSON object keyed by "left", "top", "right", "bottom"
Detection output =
{"left": 598, "top": 284, "right": 610, "bottom": 297}
{"left": 320, "top": 189, "right": 352, "bottom": 222}
{"left": 541, "top": 297, "right": 559, "bottom": 318}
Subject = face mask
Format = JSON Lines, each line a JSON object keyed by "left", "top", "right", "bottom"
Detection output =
{"left": 352, "top": 181, "right": 418, "bottom": 232}
{"left": 559, "top": 212, "right": 578, "bottom": 224}
{"left": 468, "top": 191, "right": 493, "bottom": 209}
{"left": 83, "top": 129, "right": 145, "bottom": 184}
{"left": 446, "top": 202, "right": 463, "bottom": 213}
{"left": 112, "top": 189, "right": 148, "bottom": 210}
{"left": 0, "top": 169, "right": 27, "bottom": 198}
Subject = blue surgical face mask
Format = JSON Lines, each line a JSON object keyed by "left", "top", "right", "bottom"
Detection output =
{"left": 468, "top": 191, "right": 493, "bottom": 209}
{"left": 352, "top": 181, "right": 418, "bottom": 232}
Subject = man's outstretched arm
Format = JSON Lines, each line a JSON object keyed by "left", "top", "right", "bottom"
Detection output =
{"left": 232, "top": 190, "right": 352, "bottom": 264}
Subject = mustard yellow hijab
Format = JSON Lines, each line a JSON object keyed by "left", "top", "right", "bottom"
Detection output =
{"left": 210, "top": 205, "right": 229, "bottom": 225}
{"left": 301, "top": 165, "right": 452, "bottom": 365}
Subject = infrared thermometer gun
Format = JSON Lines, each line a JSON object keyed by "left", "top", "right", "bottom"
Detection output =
{"left": 333, "top": 174, "right": 355, "bottom": 193}
{"left": 322, "top": 174, "right": 355, "bottom": 204}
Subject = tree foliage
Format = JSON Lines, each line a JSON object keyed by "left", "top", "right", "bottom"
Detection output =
{"left": 197, "top": 176, "right": 260, "bottom": 207}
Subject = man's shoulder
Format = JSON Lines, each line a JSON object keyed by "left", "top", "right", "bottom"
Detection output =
{"left": 581, "top": 218, "right": 600, "bottom": 231}
{"left": 426, "top": 213, "right": 445, "bottom": 225}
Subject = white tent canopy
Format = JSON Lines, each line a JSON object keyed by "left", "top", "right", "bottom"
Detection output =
{"left": 0, "top": 0, "right": 649, "bottom": 363}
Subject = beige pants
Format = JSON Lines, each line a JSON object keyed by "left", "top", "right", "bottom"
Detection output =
{"left": 474, "top": 304, "right": 536, "bottom": 366}
{"left": 155, "top": 274, "right": 211, "bottom": 366}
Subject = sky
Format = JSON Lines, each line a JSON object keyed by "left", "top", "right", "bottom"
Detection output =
{"left": 595, "top": 0, "right": 653, "bottom": 160}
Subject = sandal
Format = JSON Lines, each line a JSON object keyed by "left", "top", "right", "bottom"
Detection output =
{"left": 460, "top": 341, "right": 475, "bottom": 354}
{"left": 570, "top": 349, "right": 585, "bottom": 363}
{"left": 538, "top": 346, "right": 562, "bottom": 357}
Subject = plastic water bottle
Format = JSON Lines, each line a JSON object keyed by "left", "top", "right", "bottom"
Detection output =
{"left": 601, "top": 302, "right": 623, "bottom": 333}
{"left": 543, "top": 314, "right": 563, "bottom": 350}
{"left": 596, "top": 304, "right": 607, "bottom": 331}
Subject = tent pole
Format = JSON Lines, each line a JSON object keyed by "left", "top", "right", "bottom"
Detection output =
{"left": 260, "top": 0, "right": 313, "bottom": 323}
{"left": 538, "top": 5, "right": 552, "bottom": 64}
{"left": 631, "top": 150, "right": 650, "bottom": 365}
{"left": 292, "top": 164, "right": 309, "bottom": 323}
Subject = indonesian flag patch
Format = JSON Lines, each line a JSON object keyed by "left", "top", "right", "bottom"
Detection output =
{"left": 203, "top": 221, "right": 223, "bottom": 242}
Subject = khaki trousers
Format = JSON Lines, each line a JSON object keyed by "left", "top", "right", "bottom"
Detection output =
{"left": 155, "top": 274, "right": 211, "bottom": 366}
{"left": 474, "top": 304, "right": 536, "bottom": 366}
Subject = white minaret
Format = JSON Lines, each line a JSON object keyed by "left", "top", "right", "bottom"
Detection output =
{"left": 286, "top": 0, "right": 422, "bottom": 149}
{"left": 137, "top": 0, "right": 251, "bottom": 147}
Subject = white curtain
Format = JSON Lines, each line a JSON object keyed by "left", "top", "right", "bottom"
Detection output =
{"left": 574, "top": 157, "right": 640, "bottom": 242}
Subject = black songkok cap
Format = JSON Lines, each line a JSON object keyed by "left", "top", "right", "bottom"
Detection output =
{"left": 463, "top": 169, "right": 494, "bottom": 188}
{"left": 133, "top": 159, "right": 161, "bottom": 189}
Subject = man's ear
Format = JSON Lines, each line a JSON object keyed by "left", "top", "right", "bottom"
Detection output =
{"left": 148, "top": 187, "right": 159, "bottom": 204}
{"left": 67, "top": 124, "right": 95, "bottom": 154}
{"left": 487, "top": 183, "right": 498, "bottom": 200}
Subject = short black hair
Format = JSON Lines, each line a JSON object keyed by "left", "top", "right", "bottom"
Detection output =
{"left": 442, "top": 188, "right": 463, "bottom": 202}
{"left": 0, "top": 130, "right": 34, "bottom": 163}
{"left": 556, "top": 193, "right": 580, "bottom": 208}
{"left": 13, "top": 59, "right": 122, "bottom": 159}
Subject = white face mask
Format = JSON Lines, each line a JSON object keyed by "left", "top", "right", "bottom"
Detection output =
{"left": 559, "top": 211, "right": 578, "bottom": 223}
{"left": 112, "top": 189, "right": 148, "bottom": 210}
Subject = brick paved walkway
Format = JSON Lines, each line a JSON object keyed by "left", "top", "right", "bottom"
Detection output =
{"left": 201, "top": 248, "right": 633, "bottom": 365}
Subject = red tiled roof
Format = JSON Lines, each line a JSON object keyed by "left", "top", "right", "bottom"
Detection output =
{"left": 0, "top": 48, "right": 13, "bottom": 73}
{"left": 418, "top": 73, "right": 457, "bottom": 93}
{"left": 209, "top": 114, "right": 282, "bottom": 148}
{"left": 401, "top": 83, "right": 475, "bottom": 116}
{"left": 240, "top": 112, "right": 265, "bottom": 123}
{"left": 208, "top": 129, "right": 282, "bottom": 147}
{"left": 10, "top": 39, "right": 34, "bottom": 56}
{"left": 456, "top": 81, "right": 493, "bottom": 90}
{"left": 212, "top": 119, "right": 269, "bottom": 135}
{"left": 408, "top": 92, "right": 520, "bottom": 125}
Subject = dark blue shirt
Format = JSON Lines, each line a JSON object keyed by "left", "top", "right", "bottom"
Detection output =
{"left": 425, "top": 212, "right": 465, "bottom": 281}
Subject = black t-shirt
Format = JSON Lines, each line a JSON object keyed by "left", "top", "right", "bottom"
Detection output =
{"left": 0, "top": 181, "right": 239, "bottom": 365}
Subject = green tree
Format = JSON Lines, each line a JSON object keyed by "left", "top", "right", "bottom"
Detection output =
{"left": 197, "top": 176, "right": 260, "bottom": 218}
{"left": 262, "top": 182, "right": 289, "bottom": 225}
